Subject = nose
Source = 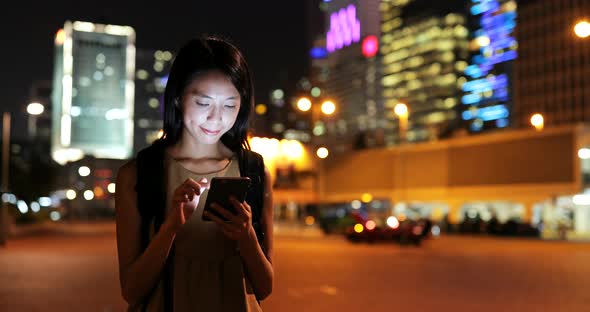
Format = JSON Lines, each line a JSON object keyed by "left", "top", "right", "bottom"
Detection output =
{"left": 207, "top": 105, "right": 222, "bottom": 121}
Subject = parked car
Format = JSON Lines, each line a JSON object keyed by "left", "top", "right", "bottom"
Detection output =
{"left": 345, "top": 212, "right": 426, "bottom": 246}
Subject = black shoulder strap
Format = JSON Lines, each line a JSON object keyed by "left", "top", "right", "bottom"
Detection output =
{"left": 238, "top": 149, "right": 267, "bottom": 254}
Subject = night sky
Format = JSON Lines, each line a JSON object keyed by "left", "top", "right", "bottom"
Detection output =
{"left": 2, "top": 0, "right": 321, "bottom": 139}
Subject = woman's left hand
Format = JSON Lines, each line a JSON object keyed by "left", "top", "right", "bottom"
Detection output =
{"left": 205, "top": 197, "right": 255, "bottom": 244}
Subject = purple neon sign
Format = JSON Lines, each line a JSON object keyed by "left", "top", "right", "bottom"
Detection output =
{"left": 326, "top": 4, "right": 361, "bottom": 53}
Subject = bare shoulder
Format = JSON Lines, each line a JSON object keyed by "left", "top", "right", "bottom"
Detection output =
{"left": 116, "top": 159, "right": 137, "bottom": 191}
{"left": 263, "top": 165, "right": 271, "bottom": 180}
{"left": 263, "top": 165, "right": 272, "bottom": 195}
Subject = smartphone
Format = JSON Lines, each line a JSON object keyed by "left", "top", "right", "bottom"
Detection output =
{"left": 202, "top": 177, "right": 251, "bottom": 221}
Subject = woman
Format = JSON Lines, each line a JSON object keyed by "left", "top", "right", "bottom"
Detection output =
{"left": 115, "top": 36, "right": 273, "bottom": 311}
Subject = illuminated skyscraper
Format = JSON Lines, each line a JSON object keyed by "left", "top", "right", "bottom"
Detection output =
{"left": 380, "top": 0, "right": 470, "bottom": 144}
{"left": 133, "top": 49, "right": 173, "bottom": 154}
{"left": 51, "top": 21, "right": 135, "bottom": 165}
{"left": 462, "top": 0, "right": 517, "bottom": 133}
{"left": 513, "top": 0, "right": 590, "bottom": 127}
{"left": 320, "top": 0, "right": 383, "bottom": 150}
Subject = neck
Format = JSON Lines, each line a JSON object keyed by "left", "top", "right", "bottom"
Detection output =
{"left": 172, "top": 134, "right": 231, "bottom": 159}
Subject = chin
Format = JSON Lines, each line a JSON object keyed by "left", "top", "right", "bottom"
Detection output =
{"left": 196, "top": 134, "right": 222, "bottom": 145}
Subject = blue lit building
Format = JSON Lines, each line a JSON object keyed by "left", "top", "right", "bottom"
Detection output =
{"left": 462, "top": 0, "right": 517, "bottom": 132}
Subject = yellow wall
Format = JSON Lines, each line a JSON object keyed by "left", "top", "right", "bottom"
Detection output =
{"left": 320, "top": 124, "right": 585, "bottom": 221}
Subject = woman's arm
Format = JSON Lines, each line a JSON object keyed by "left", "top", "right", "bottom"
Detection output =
{"left": 202, "top": 166, "right": 275, "bottom": 300}
{"left": 115, "top": 160, "right": 177, "bottom": 306}
{"left": 235, "top": 166, "right": 274, "bottom": 300}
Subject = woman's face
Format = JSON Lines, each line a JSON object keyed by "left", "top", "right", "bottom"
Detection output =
{"left": 180, "top": 70, "right": 241, "bottom": 145}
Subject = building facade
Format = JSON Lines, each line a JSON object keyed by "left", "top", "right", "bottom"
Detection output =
{"left": 133, "top": 49, "right": 173, "bottom": 154}
{"left": 319, "top": 0, "right": 383, "bottom": 151}
{"left": 461, "top": 0, "right": 517, "bottom": 133}
{"left": 380, "top": 0, "right": 470, "bottom": 144}
{"left": 51, "top": 21, "right": 135, "bottom": 165}
{"left": 513, "top": 0, "right": 590, "bottom": 128}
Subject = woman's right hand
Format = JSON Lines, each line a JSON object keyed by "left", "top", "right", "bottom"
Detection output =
{"left": 165, "top": 177, "right": 209, "bottom": 233}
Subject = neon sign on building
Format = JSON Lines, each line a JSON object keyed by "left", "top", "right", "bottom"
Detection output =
{"left": 362, "top": 35, "right": 378, "bottom": 58}
{"left": 326, "top": 4, "right": 361, "bottom": 53}
{"left": 462, "top": 0, "right": 517, "bottom": 131}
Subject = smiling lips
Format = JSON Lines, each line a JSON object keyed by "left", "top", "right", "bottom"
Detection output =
{"left": 200, "top": 127, "right": 221, "bottom": 136}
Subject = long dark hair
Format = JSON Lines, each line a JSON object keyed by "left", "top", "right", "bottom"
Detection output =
{"left": 160, "top": 35, "right": 253, "bottom": 152}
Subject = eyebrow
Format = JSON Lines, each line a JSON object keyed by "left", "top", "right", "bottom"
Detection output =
{"left": 192, "top": 91, "right": 239, "bottom": 101}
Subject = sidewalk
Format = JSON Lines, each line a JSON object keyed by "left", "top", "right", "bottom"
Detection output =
{"left": 6, "top": 220, "right": 326, "bottom": 239}
{"left": 272, "top": 221, "right": 325, "bottom": 239}
{"left": 7, "top": 220, "right": 116, "bottom": 238}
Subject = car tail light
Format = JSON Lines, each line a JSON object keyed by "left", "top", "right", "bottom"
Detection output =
{"left": 365, "top": 220, "right": 376, "bottom": 231}
{"left": 354, "top": 223, "right": 364, "bottom": 233}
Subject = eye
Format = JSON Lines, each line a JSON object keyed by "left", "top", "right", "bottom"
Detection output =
{"left": 196, "top": 102, "right": 209, "bottom": 107}
{"left": 224, "top": 104, "right": 237, "bottom": 108}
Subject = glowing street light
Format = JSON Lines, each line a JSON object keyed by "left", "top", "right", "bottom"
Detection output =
{"left": 394, "top": 102, "right": 409, "bottom": 142}
{"left": 26, "top": 102, "right": 45, "bottom": 138}
{"left": 66, "top": 189, "right": 77, "bottom": 200}
{"left": 394, "top": 102, "right": 408, "bottom": 117}
{"left": 574, "top": 21, "right": 590, "bottom": 38}
{"left": 316, "top": 147, "right": 329, "bottom": 159}
{"left": 255, "top": 103, "right": 267, "bottom": 115}
{"left": 297, "top": 97, "right": 312, "bottom": 112}
{"left": 361, "top": 193, "right": 373, "bottom": 203}
{"left": 107, "top": 183, "right": 116, "bottom": 193}
{"left": 321, "top": 100, "right": 336, "bottom": 115}
{"left": 530, "top": 113, "right": 544, "bottom": 131}
{"left": 27, "top": 102, "right": 45, "bottom": 115}
{"left": 83, "top": 190, "right": 94, "bottom": 201}
{"left": 78, "top": 166, "right": 91, "bottom": 177}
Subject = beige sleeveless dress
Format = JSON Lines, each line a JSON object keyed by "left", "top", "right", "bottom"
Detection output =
{"left": 140, "top": 153, "right": 262, "bottom": 312}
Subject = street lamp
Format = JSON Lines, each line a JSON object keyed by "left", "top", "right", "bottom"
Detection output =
{"left": 394, "top": 102, "right": 409, "bottom": 143}
{"left": 26, "top": 102, "right": 44, "bottom": 138}
{"left": 296, "top": 97, "right": 312, "bottom": 112}
{"left": 320, "top": 101, "right": 336, "bottom": 115}
{"left": 530, "top": 113, "right": 544, "bottom": 131}
{"left": 78, "top": 166, "right": 91, "bottom": 177}
{"left": 316, "top": 147, "right": 329, "bottom": 159}
{"left": 27, "top": 102, "right": 44, "bottom": 115}
{"left": 574, "top": 21, "right": 590, "bottom": 38}
{"left": 297, "top": 97, "right": 337, "bottom": 205}
{"left": 574, "top": 21, "right": 589, "bottom": 125}
{"left": 296, "top": 97, "right": 337, "bottom": 135}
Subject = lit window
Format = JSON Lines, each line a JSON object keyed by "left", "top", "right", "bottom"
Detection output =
{"left": 153, "top": 62, "right": 164, "bottom": 72}
{"left": 148, "top": 98, "right": 159, "bottom": 109}
{"left": 136, "top": 70, "right": 149, "bottom": 80}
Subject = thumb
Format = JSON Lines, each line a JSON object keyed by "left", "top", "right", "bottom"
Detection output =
{"left": 199, "top": 178, "right": 209, "bottom": 193}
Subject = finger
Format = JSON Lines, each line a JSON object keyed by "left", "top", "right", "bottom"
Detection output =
{"left": 242, "top": 200, "right": 252, "bottom": 213}
{"left": 205, "top": 210, "right": 236, "bottom": 231}
{"left": 182, "top": 184, "right": 196, "bottom": 201}
{"left": 173, "top": 194, "right": 189, "bottom": 204}
{"left": 229, "top": 197, "right": 248, "bottom": 218}
{"left": 198, "top": 177, "right": 209, "bottom": 191}
{"left": 174, "top": 183, "right": 194, "bottom": 198}
{"left": 211, "top": 203, "right": 240, "bottom": 223}
{"left": 184, "top": 178, "right": 208, "bottom": 195}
